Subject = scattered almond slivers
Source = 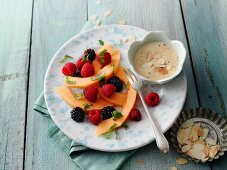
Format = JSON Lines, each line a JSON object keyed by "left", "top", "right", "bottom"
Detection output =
{"left": 177, "top": 121, "right": 221, "bottom": 161}
{"left": 176, "top": 157, "right": 188, "bottom": 165}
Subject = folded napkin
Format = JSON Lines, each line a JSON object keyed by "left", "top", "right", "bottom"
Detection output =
{"left": 34, "top": 21, "right": 136, "bottom": 170}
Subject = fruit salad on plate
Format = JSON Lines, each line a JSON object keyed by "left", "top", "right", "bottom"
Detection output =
{"left": 55, "top": 40, "right": 160, "bottom": 139}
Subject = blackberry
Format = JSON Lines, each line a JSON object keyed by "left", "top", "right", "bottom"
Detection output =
{"left": 71, "top": 107, "right": 85, "bottom": 122}
{"left": 107, "top": 76, "right": 123, "bottom": 92}
{"left": 101, "top": 106, "right": 116, "bottom": 120}
{"left": 73, "top": 71, "right": 82, "bottom": 77}
{"left": 84, "top": 48, "right": 96, "bottom": 62}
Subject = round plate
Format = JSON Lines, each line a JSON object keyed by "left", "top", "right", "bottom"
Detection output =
{"left": 44, "top": 25, "right": 187, "bottom": 152}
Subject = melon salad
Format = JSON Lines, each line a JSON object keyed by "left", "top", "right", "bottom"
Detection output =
{"left": 56, "top": 40, "right": 143, "bottom": 139}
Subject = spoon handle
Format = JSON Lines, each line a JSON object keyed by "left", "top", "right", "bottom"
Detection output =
{"left": 138, "top": 91, "right": 169, "bottom": 153}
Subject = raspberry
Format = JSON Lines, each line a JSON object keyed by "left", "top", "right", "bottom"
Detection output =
{"left": 98, "top": 50, "right": 111, "bottom": 67}
{"left": 101, "top": 84, "right": 116, "bottom": 97}
{"left": 71, "top": 107, "right": 85, "bottom": 122}
{"left": 84, "top": 86, "right": 98, "bottom": 102}
{"left": 76, "top": 57, "right": 91, "bottom": 70}
{"left": 107, "top": 76, "right": 123, "bottom": 92}
{"left": 88, "top": 109, "right": 102, "bottom": 125}
{"left": 84, "top": 48, "right": 96, "bottom": 62}
{"left": 62, "top": 62, "right": 77, "bottom": 76}
{"left": 145, "top": 92, "right": 160, "bottom": 106}
{"left": 130, "top": 108, "right": 141, "bottom": 121}
{"left": 81, "top": 63, "right": 95, "bottom": 77}
{"left": 101, "top": 106, "right": 115, "bottom": 120}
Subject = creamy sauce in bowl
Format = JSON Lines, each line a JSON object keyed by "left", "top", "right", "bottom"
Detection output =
{"left": 134, "top": 42, "right": 179, "bottom": 80}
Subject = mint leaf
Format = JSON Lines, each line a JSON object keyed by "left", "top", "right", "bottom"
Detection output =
{"left": 99, "top": 40, "right": 104, "bottom": 46}
{"left": 105, "top": 123, "right": 117, "bottom": 139}
{"left": 73, "top": 93, "right": 84, "bottom": 100}
{"left": 99, "top": 75, "right": 106, "bottom": 86}
{"left": 83, "top": 103, "right": 92, "bottom": 110}
{"left": 66, "top": 76, "right": 76, "bottom": 84}
{"left": 60, "top": 55, "right": 73, "bottom": 63}
{"left": 99, "top": 49, "right": 107, "bottom": 63}
{"left": 91, "top": 72, "right": 105, "bottom": 81}
{"left": 112, "top": 111, "right": 123, "bottom": 119}
{"left": 121, "top": 122, "right": 129, "bottom": 129}
{"left": 111, "top": 64, "right": 115, "bottom": 73}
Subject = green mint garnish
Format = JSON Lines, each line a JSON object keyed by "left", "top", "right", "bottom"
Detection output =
{"left": 105, "top": 123, "right": 117, "bottom": 139}
{"left": 112, "top": 110, "right": 123, "bottom": 120}
{"left": 99, "top": 75, "right": 106, "bottom": 86}
{"left": 73, "top": 93, "right": 84, "bottom": 100}
{"left": 60, "top": 55, "right": 73, "bottom": 63}
{"left": 99, "top": 40, "right": 104, "bottom": 46}
{"left": 111, "top": 64, "right": 115, "bottom": 73}
{"left": 99, "top": 49, "right": 107, "bottom": 63}
{"left": 125, "top": 81, "right": 130, "bottom": 90}
{"left": 83, "top": 103, "right": 92, "bottom": 110}
{"left": 121, "top": 122, "right": 129, "bottom": 129}
{"left": 66, "top": 76, "right": 76, "bottom": 84}
{"left": 91, "top": 72, "right": 105, "bottom": 81}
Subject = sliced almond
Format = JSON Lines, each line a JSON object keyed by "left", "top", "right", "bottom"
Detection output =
{"left": 96, "top": 0, "right": 101, "bottom": 4}
{"left": 147, "top": 52, "right": 154, "bottom": 61}
{"left": 104, "top": 9, "right": 112, "bottom": 16}
{"left": 197, "top": 127, "right": 204, "bottom": 137}
{"left": 190, "top": 148, "right": 206, "bottom": 160}
{"left": 171, "top": 166, "right": 178, "bottom": 170}
{"left": 191, "top": 129, "right": 199, "bottom": 142}
{"left": 89, "top": 15, "right": 97, "bottom": 21}
{"left": 181, "top": 121, "right": 194, "bottom": 128}
{"left": 210, "top": 145, "right": 220, "bottom": 157}
{"left": 117, "top": 19, "right": 126, "bottom": 25}
{"left": 177, "top": 128, "right": 186, "bottom": 144}
{"left": 141, "top": 61, "right": 154, "bottom": 69}
{"left": 193, "top": 143, "right": 205, "bottom": 150}
{"left": 166, "top": 65, "right": 172, "bottom": 70}
{"left": 201, "top": 128, "right": 209, "bottom": 139}
{"left": 158, "top": 67, "right": 168, "bottom": 75}
{"left": 193, "top": 122, "right": 201, "bottom": 128}
{"left": 128, "top": 35, "right": 136, "bottom": 43}
{"left": 181, "top": 144, "right": 191, "bottom": 152}
{"left": 202, "top": 157, "right": 209, "bottom": 162}
{"left": 204, "top": 145, "right": 209, "bottom": 157}
{"left": 157, "top": 58, "right": 166, "bottom": 65}
{"left": 205, "top": 137, "right": 216, "bottom": 146}
{"left": 176, "top": 157, "right": 188, "bottom": 165}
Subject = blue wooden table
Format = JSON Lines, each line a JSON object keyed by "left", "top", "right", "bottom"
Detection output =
{"left": 1, "top": 0, "right": 227, "bottom": 169}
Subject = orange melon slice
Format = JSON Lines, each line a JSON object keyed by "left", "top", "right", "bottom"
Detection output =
{"left": 92, "top": 59, "right": 102, "bottom": 74}
{"left": 55, "top": 86, "right": 112, "bottom": 111}
{"left": 98, "top": 88, "right": 127, "bottom": 106}
{"left": 65, "top": 44, "right": 120, "bottom": 88}
{"left": 96, "top": 66, "right": 137, "bottom": 136}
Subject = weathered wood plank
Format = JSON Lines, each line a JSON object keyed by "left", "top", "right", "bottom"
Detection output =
{"left": 181, "top": 0, "right": 227, "bottom": 169}
{"left": 24, "top": 0, "right": 87, "bottom": 170}
{"left": 87, "top": 0, "right": 209, "bottom": 169}
{"left": 0, "top": 0, "right": 33, "bottom": 169}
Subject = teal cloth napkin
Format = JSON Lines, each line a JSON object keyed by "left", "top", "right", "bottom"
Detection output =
{"left": 34, "top": 21, "right": 136, "bottom": 170}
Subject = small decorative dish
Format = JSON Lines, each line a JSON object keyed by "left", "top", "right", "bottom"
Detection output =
{"left": 128, "top": 31, "right": 186, "bottom": 85}
{"left": 171, "top": 107, "right": 227, "bottom": 163}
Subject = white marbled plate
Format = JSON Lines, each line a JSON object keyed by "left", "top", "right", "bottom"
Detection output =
{"left": 44, "top": 25, "right": 187, "bottom": 152}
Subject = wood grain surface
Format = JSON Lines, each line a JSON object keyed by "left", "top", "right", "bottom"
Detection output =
{"left": 0, "top": 0, "right": 226, "bottom": 169}
{"left": 0, "top": 0, "right": 33, "bottom": 169}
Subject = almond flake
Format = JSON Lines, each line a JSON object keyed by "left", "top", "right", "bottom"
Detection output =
{"left": 177, "top": 128, "right": 186, "bottom": 144}
{"left": 210, "top": 145, "right": 220, "bottom": 157}
{"left": 117, "top": 19, "right": 126, "bottom": 25}
{"left": 141, "top": 61, "right": 154, "bottom": 68}
{"left": 166, "top": 65, "right": 172, "bottom": 70}
{"left": 197, "top": 127, "right": 204, "bottom": 137}
{"left": 171, "top": 166, "right": 178, "bottom": 170}
{"left": 193, "top": 143, "right": 205, "bottom": 150}
{"left": 191, "top": 129, "right": 199, "bottom": 142}
{"left": 176, "top": 158, "right": 188, "bottom": 165}
{"left": 204, "top": 146, "right": 209, "bottom": 157}
{"left": 181, "top": 121, "right": 194, "bottom": 128}
{"left": 104, "top": 9, "right": 112, "bottom": 16}
{"left": 201, "top": 128, "right": 209, "bottom": 139}
{"left": 89, "top": 15, "right": 97, "bottom": 21}
{"left": 128, "top": 35, "right": 136, "bottom": 43}
{"left": 190, "top": 148, "right": 206, "bottom": 160}
{"left": 202, "top": 157, "right": 209, "bottom": 162}
{"left": 96, "top": 0, "right": 101, "bottom": 4}
{"left": 181, "top": 145, "right": 191, "bottom": 152}
{"left": 205, "top": 137, "right": 216, "bottom": 146}
{"left": 157, "top": 58, "right": 166, "bottom": 65}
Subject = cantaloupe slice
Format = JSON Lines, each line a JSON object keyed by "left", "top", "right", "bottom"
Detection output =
{"left": 92, "top": 59, "right": 102, "bottom": 74}
{"left": 98, "top": 88, "right": 127, "bottom": 106}
{"left": 65, "top": 44, "right": 120, "bottom": 88}
{"left": 96, "top": 66, "right": 137, "bottom": 136}
{"left": 55, "top": 86, "right": 112, "bottom": 111}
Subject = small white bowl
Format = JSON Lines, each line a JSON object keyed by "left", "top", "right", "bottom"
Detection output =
{"left": 128, "top": 31, "right": 186, "bottom": 85}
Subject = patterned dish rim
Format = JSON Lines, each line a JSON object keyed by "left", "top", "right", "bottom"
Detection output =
{"left": 170, "top": 107, "right": 227, "bottom": 163}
